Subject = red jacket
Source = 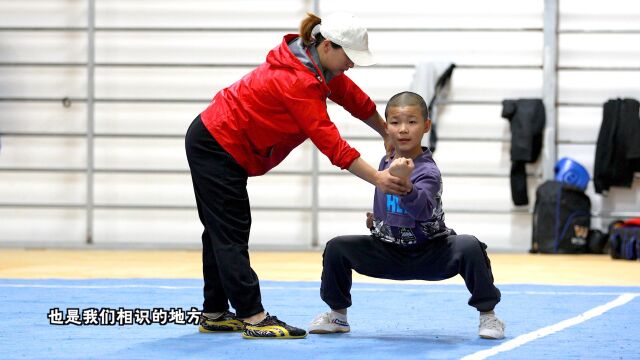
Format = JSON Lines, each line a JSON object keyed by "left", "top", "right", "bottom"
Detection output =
{"left": 200, "top": 34, "right": 377, "bottom": 176}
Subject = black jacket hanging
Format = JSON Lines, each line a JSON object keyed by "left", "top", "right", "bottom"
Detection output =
{"left": 594, "top": 98, "right": 640, "bottom": 194}
{"left": 501, "top": 99, "right": 546, "bottom": 205}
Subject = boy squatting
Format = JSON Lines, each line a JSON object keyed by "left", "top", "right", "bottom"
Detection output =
{"left": 308, "top": 91, "right": 506, "bottom": 340}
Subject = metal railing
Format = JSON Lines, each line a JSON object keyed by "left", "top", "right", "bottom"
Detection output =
{"left": 1, "top": 0, "right": 639, "bottom": 245}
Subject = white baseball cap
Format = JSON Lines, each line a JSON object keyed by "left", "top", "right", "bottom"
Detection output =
{"left": 317, "top": 12, "right": 375, "bottom": 66}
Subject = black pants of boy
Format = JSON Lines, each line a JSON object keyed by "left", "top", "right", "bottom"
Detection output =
{"left": 320, "top": 234, "right": 501, "bottom": 312}
{"left": 185, "top": 115, "right": 264, "bottom": 318}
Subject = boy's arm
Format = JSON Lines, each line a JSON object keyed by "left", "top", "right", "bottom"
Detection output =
{"left": 389, "top": 157, "right": 414, "bottom": 179}
{"left": 399, "top": 173, "right": 440, "bottom": 222}
{"left": 388, "top": 157, "right": 436, "bottom": 221}
{"left": 348, "top": 157, "right": 412, "bottom": 195}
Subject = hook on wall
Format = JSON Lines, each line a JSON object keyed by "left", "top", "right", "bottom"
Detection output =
{"left": 62, "top": 97, "right": 72, "bottom": 108}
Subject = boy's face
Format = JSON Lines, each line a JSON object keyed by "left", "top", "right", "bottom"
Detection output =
{"left": 385, "top": 105, "right": 431, "bottom": 157}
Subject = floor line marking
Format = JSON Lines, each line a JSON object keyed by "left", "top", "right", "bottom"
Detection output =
{"left": 460, "top": 293, "right": 639, "bottom": 360}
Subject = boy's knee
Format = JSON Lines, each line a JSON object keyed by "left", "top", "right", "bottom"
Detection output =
{"left": 454, "top": 235, "right": 483, "bottom": 257}
{"left": 323, "top": 236, "right": 349, "bottom": 258}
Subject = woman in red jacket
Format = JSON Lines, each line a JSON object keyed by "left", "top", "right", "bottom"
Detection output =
{"left": 185, "top": 12, "right": 411, "bottom": 339}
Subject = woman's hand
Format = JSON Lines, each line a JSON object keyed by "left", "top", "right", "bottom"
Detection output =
{"left": 376, "top": 168, "right": 412, "bottom": 195}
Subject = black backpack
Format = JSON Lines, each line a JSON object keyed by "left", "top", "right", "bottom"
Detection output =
{"left": 531, "top": 180, "right": 591, "bottom": 253}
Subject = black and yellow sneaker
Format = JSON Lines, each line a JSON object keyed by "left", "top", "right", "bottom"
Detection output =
{"left": 242, "top": 313, "right": 307, "bottom": 339}
{"left": 198, "top": 311, "right": 244, "bottom": 333}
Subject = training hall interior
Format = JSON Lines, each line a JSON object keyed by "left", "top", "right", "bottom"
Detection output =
{"left": 0, "top": 0, "right": 639, "bottom": 359}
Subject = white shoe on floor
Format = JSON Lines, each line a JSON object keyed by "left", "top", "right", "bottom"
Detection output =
{"left": 308, "top": 312, "right": 350, "bottom": 334}
{"left": 479, "top": 313, "right": 505, "bottom": 339}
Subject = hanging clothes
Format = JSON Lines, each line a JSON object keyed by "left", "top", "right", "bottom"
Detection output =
{"left": 410, "top": 62, "right": 455, "bottom": 153}
{"left": 594, "top": 98, "right": 640, "bottom": 194}
{"left": 501, "top": 99, "right": 546, "bottom": 206}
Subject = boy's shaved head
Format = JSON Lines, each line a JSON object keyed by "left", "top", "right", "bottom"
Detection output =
{"left": 384, "top": 91, "right": 429, "bottom": 120}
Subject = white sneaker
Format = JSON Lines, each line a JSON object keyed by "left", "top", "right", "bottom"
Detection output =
{"left": 308, "top": 312, "right": 350, "bottom": 334}
{"left": 478, "top": 313, "right": 505, "bottom": 339}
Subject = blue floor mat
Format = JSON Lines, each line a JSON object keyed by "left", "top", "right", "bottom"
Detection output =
{"left": 1, "top": 279, "right": 638, "bottom": 359}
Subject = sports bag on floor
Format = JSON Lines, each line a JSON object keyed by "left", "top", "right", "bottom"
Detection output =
{"left": 531, "top": 180, "right": 591, "bottom": 253}
{"left": 609, "top": 218, "right": 640, "bottom": 260}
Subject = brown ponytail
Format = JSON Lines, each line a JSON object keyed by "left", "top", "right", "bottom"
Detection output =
{"left": 299, "top": 13, "right": 321, "bottom": 46}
